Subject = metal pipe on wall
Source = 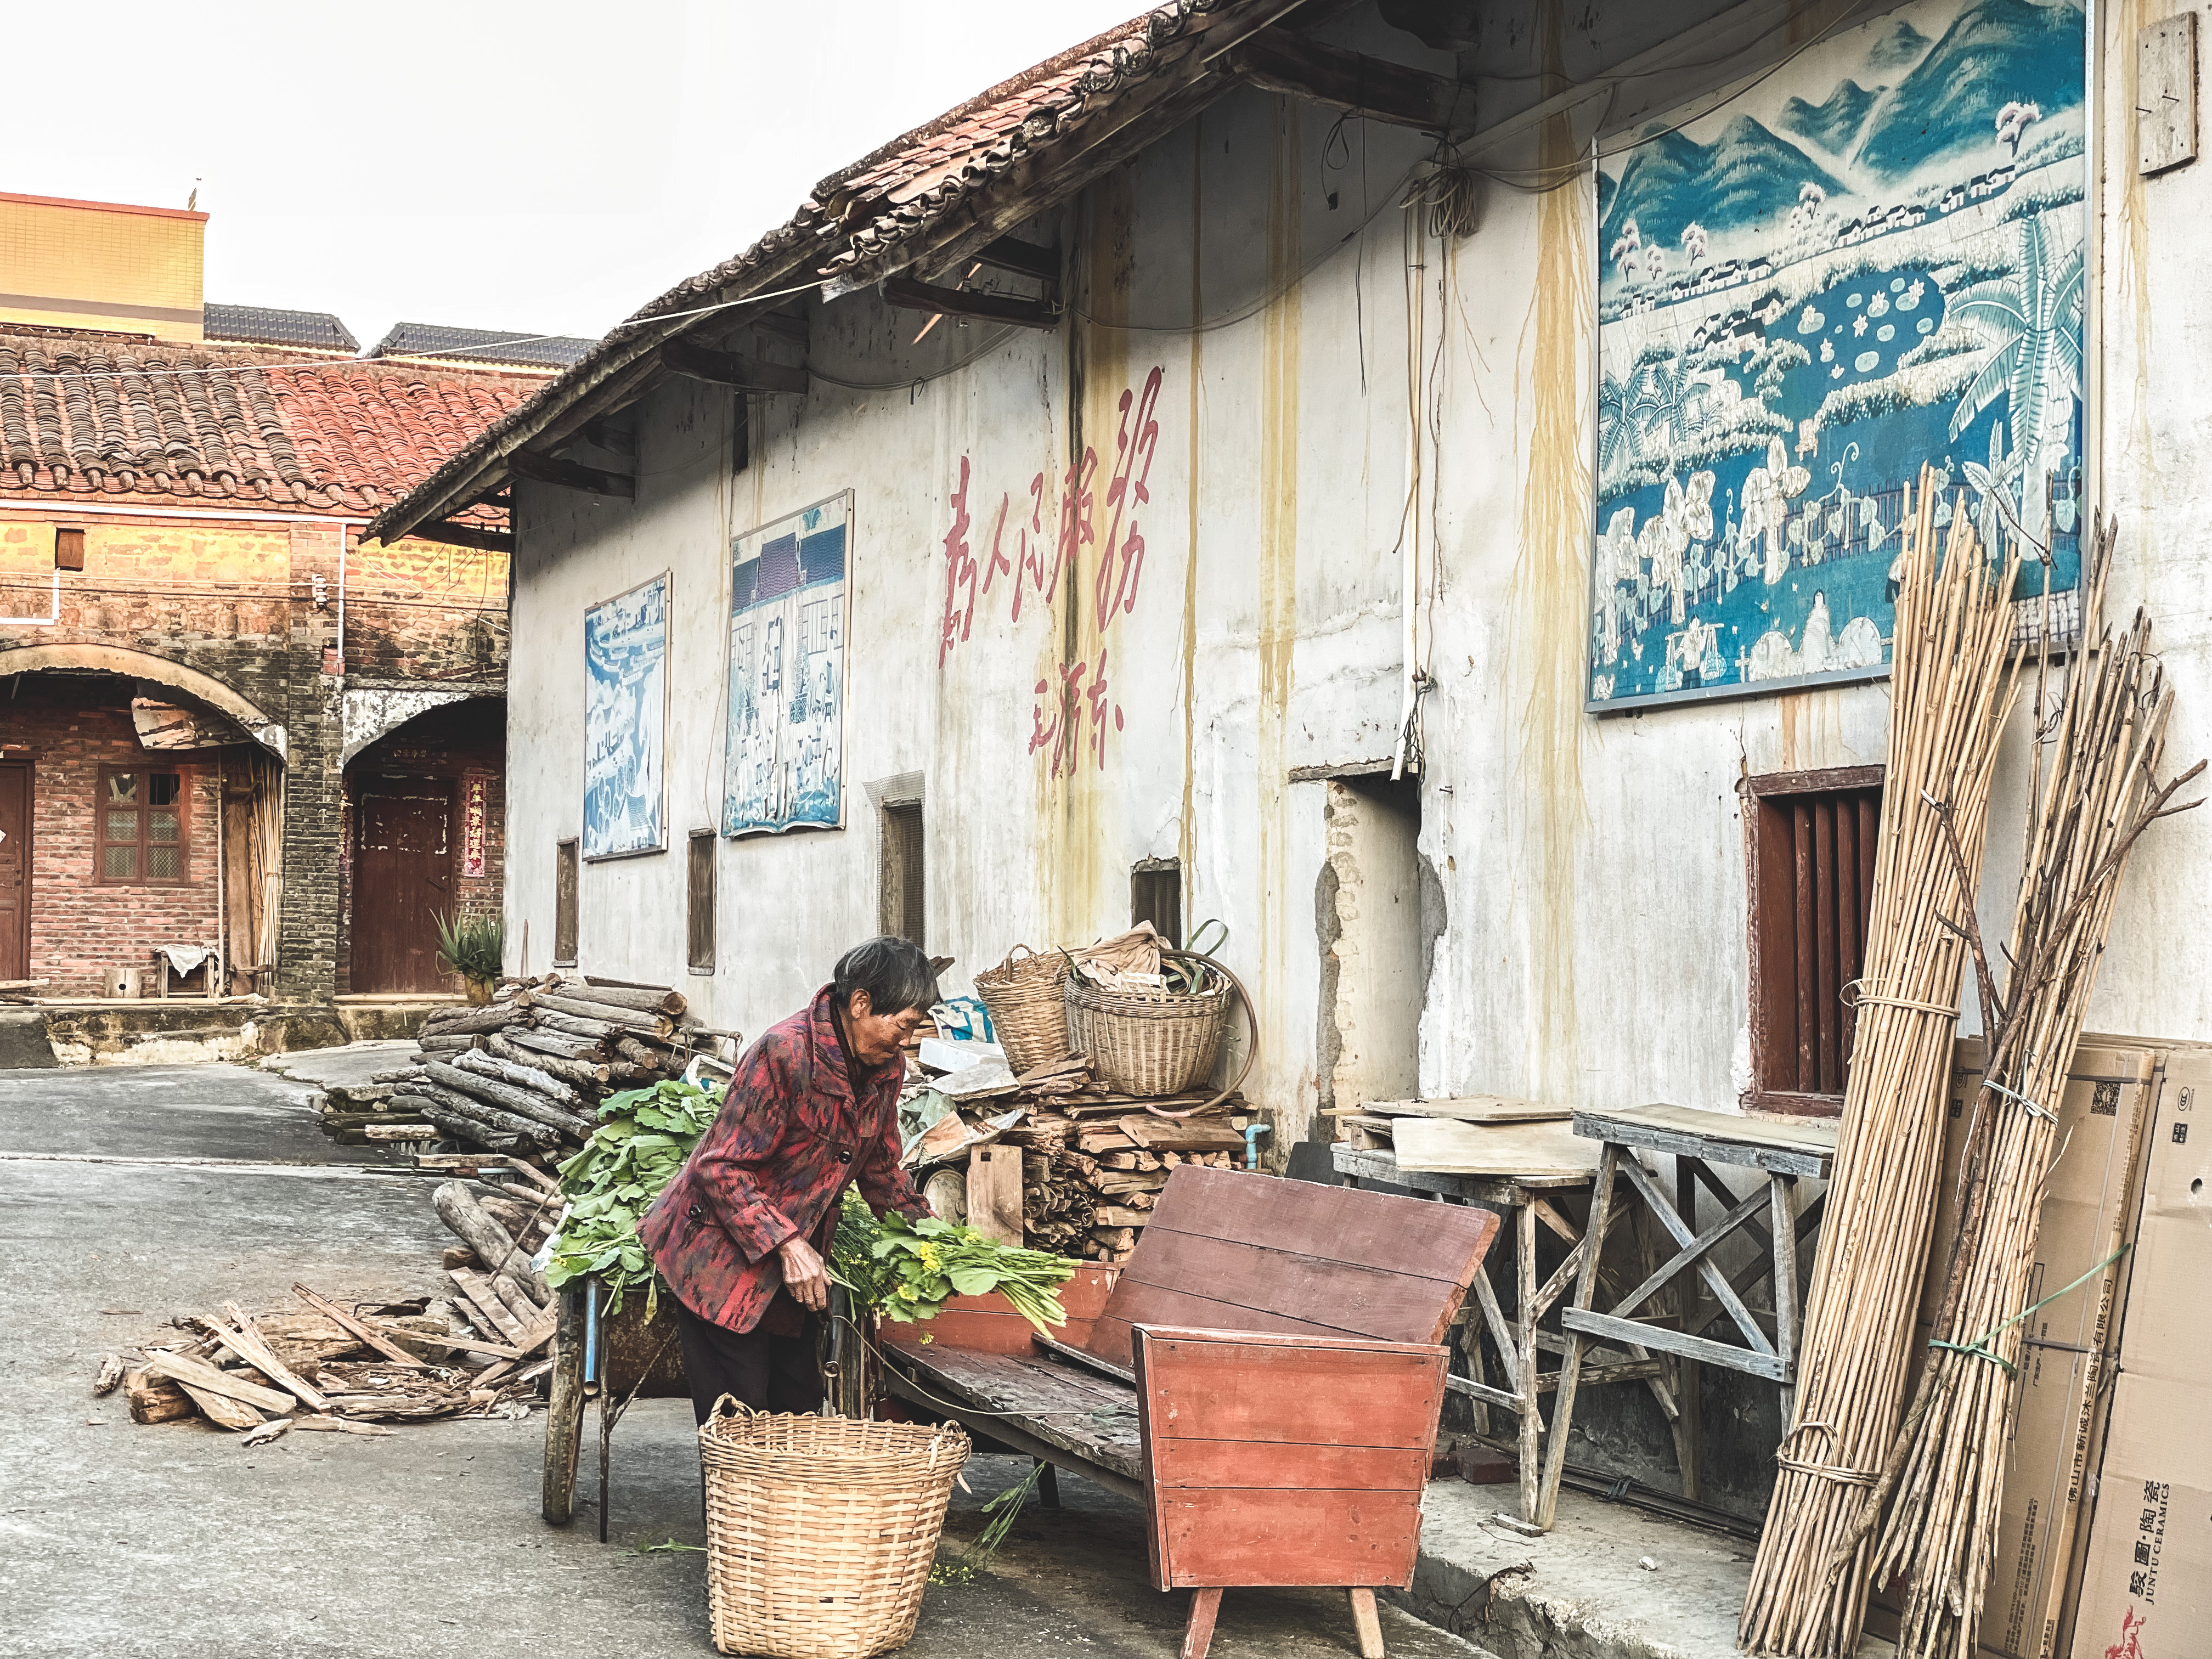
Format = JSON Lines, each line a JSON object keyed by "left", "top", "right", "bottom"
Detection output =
{"left": 1394, "top": 208, "right": 1428, "bottom": 782}
{"left": 214, "top": 756, "right": 227, "bottom": 997}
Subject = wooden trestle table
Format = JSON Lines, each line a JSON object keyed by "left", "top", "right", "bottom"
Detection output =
{"left": 1534, "top": 1103, "right": 1835, "bottom": 1529}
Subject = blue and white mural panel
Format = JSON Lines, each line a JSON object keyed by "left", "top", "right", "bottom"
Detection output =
{"left": 723, "top": 493, "right": 851, "bottom": 837}
{"left": 582, "top": 572, "right": 669, "bottom": 860}
{"left": 1589, "top": 0, "right": 2086, "bottom": 711}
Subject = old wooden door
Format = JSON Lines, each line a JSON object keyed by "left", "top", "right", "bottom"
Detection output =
{"left": 351, "top": 781, "right": 454, "bottom": 994}
{"left": 0, "top": 763, "right": 27, "bottom": 981}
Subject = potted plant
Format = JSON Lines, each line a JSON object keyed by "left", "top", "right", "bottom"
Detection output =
{"left": 433, "top": 911, "right": 505, "bottom": 1005}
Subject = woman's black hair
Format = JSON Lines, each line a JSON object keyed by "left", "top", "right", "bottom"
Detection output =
{"left": 832, "top": 935, "right": 939, "bottom": 1017}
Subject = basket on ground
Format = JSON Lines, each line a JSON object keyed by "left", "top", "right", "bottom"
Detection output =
{"left": 1063, "top": 957, "right": 1233, "bottom": 1097}
{"left": 699, "top": 1402, "right": 969, "bottom": 1659}
{"left": 972, "top": 945, "right": 1070, "bottom": 1076}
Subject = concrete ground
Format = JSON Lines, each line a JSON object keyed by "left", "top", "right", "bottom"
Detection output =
{"left": 259, "top": 1040, "right": 416, "bottom": 1094}
{"left": 0, "top": 1063, "right": 1488, "bottom": 1659}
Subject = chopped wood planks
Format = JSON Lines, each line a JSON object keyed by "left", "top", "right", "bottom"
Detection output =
{"left": 1388, "top": 1118, "right": 1600, "bottom": 1178}
{"left": 1351, "top": 1095, "right": 1574, "bottom": 1123}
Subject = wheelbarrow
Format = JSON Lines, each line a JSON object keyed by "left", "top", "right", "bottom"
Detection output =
{"left": 542, "top": 1279, "right": 688, "bottom": 1537}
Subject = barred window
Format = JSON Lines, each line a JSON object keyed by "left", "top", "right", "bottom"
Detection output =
{"left": 1745, "top": 766, "right": 1883, "bottom": 1115}
{"left": 98, "top": 768, "right": 189, "bottom": 885}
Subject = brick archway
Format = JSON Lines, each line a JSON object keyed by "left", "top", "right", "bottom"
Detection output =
{"left": 0, "top": 643, "right": 287, "bottom": 761}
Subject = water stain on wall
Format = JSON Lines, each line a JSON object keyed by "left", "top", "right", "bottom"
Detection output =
{"left": 1181, "top": 120, "right": 1205, "bottom": 892}
{"left": 1505, "top": 21, "right": 1592, "bottom": 1102}
{"left": 2113, "top": 0, "right": 2158, "bottom": 496}
{"left": 1042, "top": 171, "right": 1136, "bottom": 946}
{"left": 1256, "top": 99, "right": 1303, "bottom": 1127}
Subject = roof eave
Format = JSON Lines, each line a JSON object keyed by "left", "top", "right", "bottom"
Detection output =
{"left": 366, "top": 0, "right": 1288, "bottom": 548}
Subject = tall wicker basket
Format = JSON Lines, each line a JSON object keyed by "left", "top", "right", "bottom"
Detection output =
{"left": 1063, "top": 964, "right": 1235, "bottom": 1097}
{"left": 699, "top": 1401, "right": 969, "bottom": 1659}
{"left": 972, "top": 945, "right": 1070, "bottom": 1076}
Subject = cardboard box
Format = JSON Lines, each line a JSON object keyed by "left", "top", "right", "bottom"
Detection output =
{"left": 2067, "top": 1046, "right": 2212, "bottom": 1658}
{"left": 1868, "top": 1039, "right": 2155, "bottom": 1658}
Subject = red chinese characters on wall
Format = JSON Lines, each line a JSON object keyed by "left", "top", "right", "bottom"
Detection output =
{"left": 936, "top": 366, "right": 1165, "bottom": 778}
{"left": 461, "top": 771, "right": 489, "bottom": 879}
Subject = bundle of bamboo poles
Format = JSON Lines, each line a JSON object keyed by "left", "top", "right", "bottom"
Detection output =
{"left": 1866, "top": 517, "right": 2202, "bottom": 1659}
{"left": 1740, "top": 475, "right": 2024, "bottom": 1657}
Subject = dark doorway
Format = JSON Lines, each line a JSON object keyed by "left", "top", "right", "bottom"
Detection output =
{"left": 0, "top": 762, "right": 29, "bottom": 981}
{"left": 351, "top": 780, "right": 455, "bottom": 994}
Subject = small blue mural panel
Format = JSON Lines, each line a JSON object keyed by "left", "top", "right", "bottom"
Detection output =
{"left": 1589, "top": 0, "right": 2086, "bottom": 711}
{"left": 724, "top": 493, "right": 851, "bottom": 836}
{"left": 583, "top": 572, "right": 668, "bottom": 859}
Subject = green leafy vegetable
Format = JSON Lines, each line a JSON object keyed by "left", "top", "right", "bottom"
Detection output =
{"left": 830, "top": 1190, "right": 1074, "bottom": 1334}
{"left": 545, "top": 1078, "right": 724, "bottom": 1313}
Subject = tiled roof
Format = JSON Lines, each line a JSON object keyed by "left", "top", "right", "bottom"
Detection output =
{"left": 0, "top": 332, "right": 538, "bottom": 524}
{"left": 368, "top": 323, "right": 594, "bottom": 372}
{"left": 202, "top": 303, "right": 360, "bottom": 353}
{"left": 634, "top": 0, "right": 1242, "bottom": 317}
{"left": 368, "top": 0, "right": 1265, "bottom": 545}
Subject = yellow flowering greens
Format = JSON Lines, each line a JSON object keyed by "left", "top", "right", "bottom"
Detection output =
{"left": 830, "top": 1189, "right": 1073, "bottom": 1333}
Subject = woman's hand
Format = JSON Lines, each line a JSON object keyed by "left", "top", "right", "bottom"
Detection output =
{"left": 776, "top": 1235, "right": 831, "bottom": 1312}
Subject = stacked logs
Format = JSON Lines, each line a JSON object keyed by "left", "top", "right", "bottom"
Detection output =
{"left": 1005, "top": 1105, "right": 1246, "bottom": 1265}
{"left": 366, "top": 974, "right": 727, "bottom": 1161}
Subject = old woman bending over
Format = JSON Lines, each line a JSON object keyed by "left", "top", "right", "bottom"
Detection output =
{"left": 642, "top": 936, "right": 934, "bottom": 1421}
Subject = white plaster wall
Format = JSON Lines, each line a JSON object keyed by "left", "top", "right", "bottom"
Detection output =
{"left": 506, "top": 2, "right": 2212, "bottom": 1158}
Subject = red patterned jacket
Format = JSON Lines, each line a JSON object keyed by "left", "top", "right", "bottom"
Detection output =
{"left": 641, "top": 985, "right": 926, "bottom": 1332}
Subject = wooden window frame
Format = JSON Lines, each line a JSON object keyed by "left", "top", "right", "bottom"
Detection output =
{"left": 686, "top": 830, "right": 716, "bottom": 975}
{"left": 554, "top": 838, "right": 579, "bottom": 966}
{"left": 54, "top": 527, "right": 85, "bottom": 571}
{"left": 95, "top": 764, "right": 193, "bottom": 887}
{"left": 878, "top": 799, "right": 925, "bottom": 950}
{"left": 1132, "top": 858, "right": 1183, "bottom": 947}
{"left": 1743, "top": 765, "right": 1883, "bottom": 1119}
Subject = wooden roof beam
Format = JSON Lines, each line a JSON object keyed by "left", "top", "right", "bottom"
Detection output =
{"left": 749, "top": 310, "right": 810, "bottom": 345}
{"left": 896, "top": 67, "right": 1237, "bottom": 292}
{"left": 880, "top": 277, "right": 1059, "bottom": 330}
{"left": 406, "top": 521, "right": 515, "bottom": 555}
{"left": 1227, "top": 29, "right": 1472, "bottom": 134}
{"left": 661, "top": 338, "right": 810, "bottom": 394}
{"left": 505, "top": 449, "right": 635, "bottom": 499}
{"left": 972, "top": 236, "right": 1060, "bottom": 284}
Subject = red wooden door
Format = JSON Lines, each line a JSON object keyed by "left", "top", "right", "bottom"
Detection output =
{"left": 351, "top": 782, "right": 454, "bottom": 994}
{"left": 0, "top": 763, "right": 27, "bottom": 981}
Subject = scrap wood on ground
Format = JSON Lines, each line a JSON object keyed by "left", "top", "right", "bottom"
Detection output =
{"left": 108, "top": 1095, "right": 589, "bottom": 1435}
{"left": 98, "top": 1285, "right": 555, "bottom": 1435}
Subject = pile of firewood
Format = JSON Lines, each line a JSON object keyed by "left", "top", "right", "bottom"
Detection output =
{"left": 904, "top": 1043, "right": 1254, "bottom": 1268}
{"left": 1007, "top": 1108, "right": 1246, "bottom": 1264}
{"left": 332, "top": 973, "right": 732, "bottom": 1159}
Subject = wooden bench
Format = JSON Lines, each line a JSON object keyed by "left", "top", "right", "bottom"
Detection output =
{"left": 882, "top": 1165, "right": 1500, "bottom": 1658}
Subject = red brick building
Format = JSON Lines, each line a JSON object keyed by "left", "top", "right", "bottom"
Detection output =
{"left": 0, "top": 322, "right": 537, "bottom": 1003}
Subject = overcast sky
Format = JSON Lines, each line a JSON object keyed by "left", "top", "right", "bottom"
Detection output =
{"left": 12, "top": 0, "right": 1143, "bottom": 351}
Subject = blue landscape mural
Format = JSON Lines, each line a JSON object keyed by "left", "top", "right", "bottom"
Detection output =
{"left": 1589, "top": 0, "right": 2086, "bottom": 711}
{"left": 583, "top": 572, "right": 668, "bottom": 859}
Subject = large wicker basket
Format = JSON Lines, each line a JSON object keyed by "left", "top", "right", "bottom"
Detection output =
{"left": 972, "top": 945, "right": 1070, "bottom": 1077}
{"left": 1064, "top": 966, "right": 1234, "bottom": 1097}
{"left": 699, "top": 1402, "right": 968, "bottom": 1658}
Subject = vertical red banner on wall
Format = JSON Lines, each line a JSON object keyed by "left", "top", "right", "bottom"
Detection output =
{"left": 461, "top": 771, "right": 489, "bottom": 879}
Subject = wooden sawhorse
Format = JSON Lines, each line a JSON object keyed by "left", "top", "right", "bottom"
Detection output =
{"left": 1333, "top": 1143, "right": 1688, "bottom": 1523}
{"left": 1538, "top": 1104, "right": 1835, "bottom": 1528}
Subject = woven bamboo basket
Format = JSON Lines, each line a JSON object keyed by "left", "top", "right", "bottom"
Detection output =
{"left": 699, "top": 1400, "right": 968, "bottom": 1659}
{"left": 972, "top": 945, "right": 1070, "bottom": 1076}
{"left": 1063, "top": 955, "right": 1236, "bottom": 1097}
